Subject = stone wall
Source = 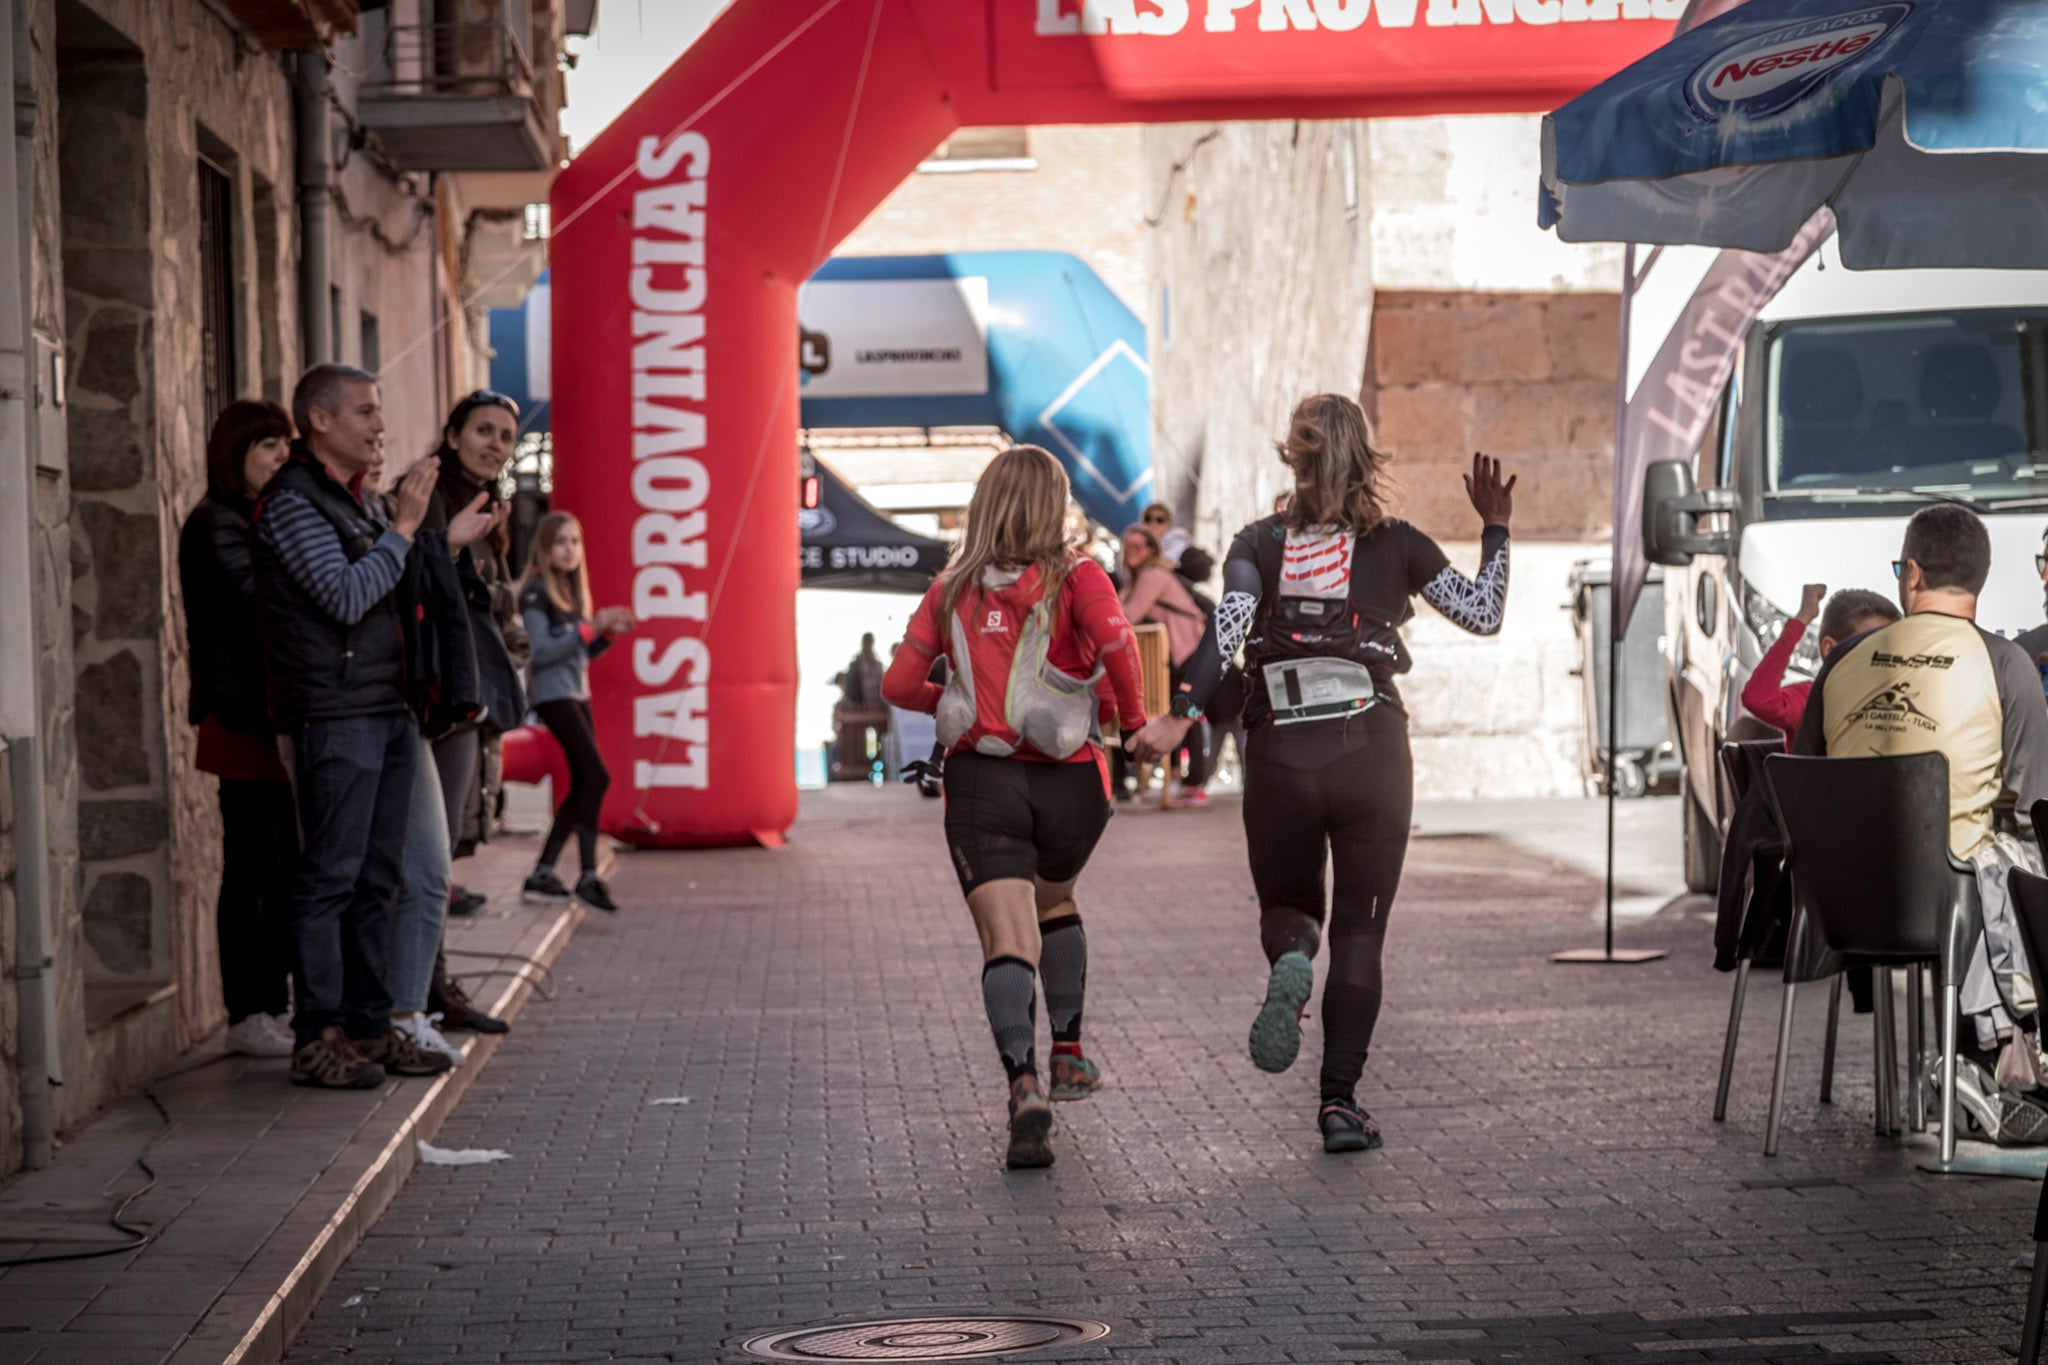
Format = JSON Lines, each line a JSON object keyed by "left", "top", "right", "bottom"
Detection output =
{"left": 13, "top": 0, "right": 425, "bottom": 1167}
{"left": 1142, "top": 121, "right": 1376, "bottom": 556}
{"left": 0, "top": 742, "right": 18, "bottom": 1177}
{"left": 1365, "top": 290, "right": 1620, "bottom": 543}
{"left": 58, "top": 32, "right": 171, "bottom": 1016}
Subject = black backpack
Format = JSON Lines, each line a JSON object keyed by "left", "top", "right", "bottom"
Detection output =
{"left": 1244, "top": 523, "right": 1412, "bottom": 680}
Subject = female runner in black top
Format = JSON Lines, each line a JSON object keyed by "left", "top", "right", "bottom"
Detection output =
{"left": 1132, "top": 394, "right": 1515, "bottom": 1153}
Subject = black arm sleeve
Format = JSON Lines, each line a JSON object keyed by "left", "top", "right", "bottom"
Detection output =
{"left": 1174, "top": 553, "right": 1263, "bottom": 715}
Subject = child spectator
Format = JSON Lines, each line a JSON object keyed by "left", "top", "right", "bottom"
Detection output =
{"left": 1741, "top": 585, "right": 1902, "bottom": 746}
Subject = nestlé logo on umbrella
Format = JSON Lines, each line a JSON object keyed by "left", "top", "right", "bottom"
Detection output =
{"left": 1684, "top": 3, "right": 1910, "bottom": 121}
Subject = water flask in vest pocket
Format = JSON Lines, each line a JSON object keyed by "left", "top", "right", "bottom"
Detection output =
{"left": 1006, "top": 597, "right": 1102, "bottom": 759}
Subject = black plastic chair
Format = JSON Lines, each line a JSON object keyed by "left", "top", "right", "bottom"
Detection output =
{"left": 1762, "top": 752, "right": 1982, "bottom": 1161}
{"left": 2008, "top": 802, "right": 2048, "bottom": 1365}
{"left": 1714, "top": 739, "right": 1818, "bottom": 1122}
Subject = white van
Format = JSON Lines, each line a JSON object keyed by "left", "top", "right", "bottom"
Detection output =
{"left": 1640, "top": 238, "right": 2048, "bottom": 891}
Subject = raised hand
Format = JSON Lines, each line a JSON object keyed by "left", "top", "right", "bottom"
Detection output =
{"left": 447, "top": 492, "right": 494, "bottom": 550}
{"left": 1797, "top": 583, "right": 1827, "bottom": 623}
{"left": 393, "top": 457, "right": 440, "bottom": 538}
{"left": 1463, "top": 452, "right": 1516, "bottom": 529}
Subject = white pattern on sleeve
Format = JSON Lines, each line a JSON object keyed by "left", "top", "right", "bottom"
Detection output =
{"left": 1420, "top": 542, "right": 1509, "bottom": 636}
{"left": 1213, "top": 590, "right": 1258, "bottom": 662}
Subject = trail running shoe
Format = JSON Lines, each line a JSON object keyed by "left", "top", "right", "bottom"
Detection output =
{"left": 1048, "top": 1049, "right": 1102, "bottom": 1102}
{"left": 1249, "top": 951, "right": 1314, "bottom": 1074}
{"left": 289, "top": 1029, "right": 385, "bottom": 1089}
{"left": 356, "top": 1026, "right": 456, "bottom": 1077}
{"left": 1319, "top": 1098, "right": 1383, "bottom": 1154}
{"left": 1006, "top": 1076, "right": 1055, "bottom": 1170}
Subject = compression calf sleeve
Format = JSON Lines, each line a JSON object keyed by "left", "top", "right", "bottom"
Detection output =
{"left": 1038, "top": 915, "right": 1087, "bottom": 1048}
{"left": 981, "top": 956, "right": 1039, "bottom": 1081}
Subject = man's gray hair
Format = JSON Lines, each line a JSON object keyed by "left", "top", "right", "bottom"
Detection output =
{"left": 291, "top": 363, "right": 378, "bottom": 438}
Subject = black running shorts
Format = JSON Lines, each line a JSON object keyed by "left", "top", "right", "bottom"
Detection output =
{"left": 940, "top": 750, "right": 1112, "bottom": 896}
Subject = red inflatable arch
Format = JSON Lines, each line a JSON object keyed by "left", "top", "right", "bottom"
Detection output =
{"left": 549, "top": 0, "right": 1681, "bottom": 848}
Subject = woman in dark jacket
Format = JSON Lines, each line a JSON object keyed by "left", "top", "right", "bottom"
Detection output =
{"left": 178, "top": 400, "right": 297, "bottom": 1058}
{"left": 416, "top": 390, "right": 529, "bottom": 1033}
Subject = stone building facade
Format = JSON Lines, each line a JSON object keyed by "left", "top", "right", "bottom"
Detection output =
{"left": 0, "top": 0, "right": 573, "bottom": 1179}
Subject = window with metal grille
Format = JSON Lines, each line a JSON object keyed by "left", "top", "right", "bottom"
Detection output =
{"left": 198, "top": 156, "right": 237, "bottom": 420}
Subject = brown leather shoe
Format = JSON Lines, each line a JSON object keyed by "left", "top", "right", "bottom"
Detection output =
{"left": 429, "top": 975, "right": 509, "bottom": 1035}
{"left": 355, "top": 1026, "right": 455, "bottom": 1077}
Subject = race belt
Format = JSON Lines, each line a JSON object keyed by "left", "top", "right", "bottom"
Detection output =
{"left": 1261, "top": 657, "right": 1383, "bottom": 726}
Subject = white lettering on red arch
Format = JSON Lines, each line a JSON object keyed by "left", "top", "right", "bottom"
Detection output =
{"left": 628, "top": 129, "right": 713, "bottom": 793}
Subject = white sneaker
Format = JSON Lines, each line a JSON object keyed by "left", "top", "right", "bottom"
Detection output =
{"left": 226, "top": 1012, "right": 296, "bottom": 1058}
{"left": 397, "top": 1012, "right": 465, "bottom": 1067}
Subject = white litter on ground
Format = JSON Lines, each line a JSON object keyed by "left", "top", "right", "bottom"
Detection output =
{"left": 649, "top": 1097, "right": 691, "bottom": 1106}
{"left": 417, "top": 1140, "right": 511, "bottom": 1165}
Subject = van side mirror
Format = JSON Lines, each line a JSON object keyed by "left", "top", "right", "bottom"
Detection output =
{"left": 1642, "top": 460, "right": 1736, "bottom": 566}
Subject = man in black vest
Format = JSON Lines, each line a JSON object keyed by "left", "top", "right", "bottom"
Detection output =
{"left": 254, "top": 364, "right": 452, "bottom": 1088}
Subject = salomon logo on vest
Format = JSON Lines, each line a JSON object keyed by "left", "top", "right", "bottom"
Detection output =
{"left": 1685, "top": 3, "right": 1908, "bottom": 121}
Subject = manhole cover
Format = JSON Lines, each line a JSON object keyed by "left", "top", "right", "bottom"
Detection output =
{"left": 741, "top": 1315, "right": 1111, "bottom": 1361}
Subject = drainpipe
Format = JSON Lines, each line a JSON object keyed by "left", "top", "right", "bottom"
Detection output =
{"left": 295, "top": 50, "right": 332, "bottom": 366}
{"left": 3, "top": 0, "right": 59, "bottom": 1171}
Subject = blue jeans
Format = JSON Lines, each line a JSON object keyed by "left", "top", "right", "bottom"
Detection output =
{"left": 390, "top": 733, "right": 451, "bottom": 1014}
{"left": 284, "top": 712, "right": 417, "bottom": 1047}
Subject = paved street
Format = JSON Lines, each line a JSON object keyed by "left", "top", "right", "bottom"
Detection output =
{"left": 280, "top": 786, "right": 2041, "bottom": 1364}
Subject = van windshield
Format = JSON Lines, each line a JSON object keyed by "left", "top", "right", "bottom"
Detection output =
{"left": 1764, "top": 308, "right": 2048, "bottom": 511}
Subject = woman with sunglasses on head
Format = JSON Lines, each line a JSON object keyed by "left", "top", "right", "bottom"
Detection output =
{"left": 882, "top": 445, "right": 1148, "bottom": 1170}
{"left": 521, "top": 512, "right": 635, "bottom": 912}
{"left": 414, "top": 391, "right": 531, "bottom": 1034}
{"left": 1132, "top": 395, "right": 1516, "bottom": 1154}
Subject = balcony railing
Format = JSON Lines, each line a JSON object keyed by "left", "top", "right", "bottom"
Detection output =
{"left": 365, "top": 21, "right": 537, "bottom": 104}
{"left": 357, "top": 20, "right": 555, "bottom": 172}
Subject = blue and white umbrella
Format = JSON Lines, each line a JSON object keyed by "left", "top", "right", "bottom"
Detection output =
{"left": 1540, "top": 0, "right": 2048, "bottom": 269}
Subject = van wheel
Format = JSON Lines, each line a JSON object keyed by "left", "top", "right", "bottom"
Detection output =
{"left": 1683, "top": 789, "right": 1721, "bottom": 895}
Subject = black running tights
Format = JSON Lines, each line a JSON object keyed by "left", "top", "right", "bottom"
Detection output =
{"left": 1241, "top": 708, "right": 1412, "bottom": 1100}
{"left": 536, "top": 698, "right": 610, "bottom": 875}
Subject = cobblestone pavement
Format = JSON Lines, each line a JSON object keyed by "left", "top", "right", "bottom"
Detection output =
{"left": 283, "top": 787, "right": 2042, "bottom": 1364}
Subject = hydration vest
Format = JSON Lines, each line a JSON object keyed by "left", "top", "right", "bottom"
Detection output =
{"left": 1243, "top": 523, "right": 1411, "bottom": 727}
{"left": 932, "top": 565, "right": 1106, "bottom": 760}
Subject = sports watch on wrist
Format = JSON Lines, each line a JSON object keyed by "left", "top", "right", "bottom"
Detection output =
{"left": 1169, "top": 692, "right": 1204, "bottom": 721}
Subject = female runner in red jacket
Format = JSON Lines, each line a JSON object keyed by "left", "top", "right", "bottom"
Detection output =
{"left": 883, "top": 446, "right": 1147, "bottom": 1171}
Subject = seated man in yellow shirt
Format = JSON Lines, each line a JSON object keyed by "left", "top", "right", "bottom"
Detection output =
{"left": 1792, "top": 505, "right": 2048, "bottom": 864}
{"left": 1792, "top": 505, "right": 2048, "bottom": 1075}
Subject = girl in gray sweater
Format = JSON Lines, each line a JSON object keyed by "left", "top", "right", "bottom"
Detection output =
{"left": 519, "top": 512, "right": 634, "bottom": 910}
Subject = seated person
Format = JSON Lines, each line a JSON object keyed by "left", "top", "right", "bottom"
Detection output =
{"left": 1792, "top": 506, "right": 2048, "bottom": 1059}
{"left": 1792, "top": 506, "right": 2048, "bottom": 859}
{"left": 1718, "top": 586, "right": 1902, "bottom": 995}
{"left": 1742, "top": 584, "right": 1902, "bottom": 748}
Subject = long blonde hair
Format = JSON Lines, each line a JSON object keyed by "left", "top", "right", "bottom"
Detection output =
{"left": 1279, "top": 393, "right": 1391, "bottom": 535}
{"left": 940, "top": 445, "right": 1073, "bottom": 619}
{"left": 524, "top": 511, "right": 594, "bottom": 619}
